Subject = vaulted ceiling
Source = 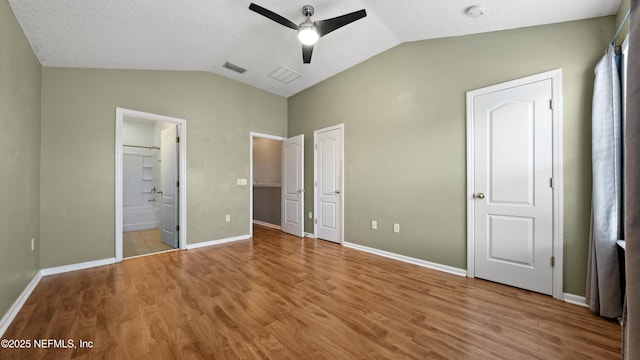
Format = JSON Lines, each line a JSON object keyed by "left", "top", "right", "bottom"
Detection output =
{"left": 9, "top": 0, "right": 620, "bottom": 97}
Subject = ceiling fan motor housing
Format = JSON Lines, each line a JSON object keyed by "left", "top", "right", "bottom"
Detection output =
{"left": 302, "top": 5, "right": 314, "bottom": 17}
{"left": 249, "top": 3, "right": 367, "bottom": 63}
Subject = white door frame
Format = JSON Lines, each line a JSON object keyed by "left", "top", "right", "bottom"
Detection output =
{"left": 466, "top": 69, "right": 564, "bottom": 300}
{"left": 314, "top": 124, "right": 345, "bottom": 243}
{"left": 249, "top": 132, "right": 286, "bottom": 238}
{"left": 115, "top": 107, "right": 188, "bottom": 262}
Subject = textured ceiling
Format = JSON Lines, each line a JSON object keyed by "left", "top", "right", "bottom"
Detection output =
{"left": 9, "top": 0, "right": 620, "bottom": 97}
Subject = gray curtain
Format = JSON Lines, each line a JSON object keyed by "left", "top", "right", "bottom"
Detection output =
{"left": 624, "top": 1, "right": 640, "bottom": 357}
{"left": 586, "top": 43, "right": 623, "bottom": 319}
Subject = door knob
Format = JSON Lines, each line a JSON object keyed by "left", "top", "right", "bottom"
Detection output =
{"left": 475, "top": 192, "right": 485, "bottom": 199}
{"left": 297, "top": 189, "right": 304, "bottom": 193}
{"left": 335, "top": 190, "right": 341, "bottom": 194}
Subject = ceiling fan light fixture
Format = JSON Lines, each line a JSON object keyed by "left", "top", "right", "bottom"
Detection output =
{"left": 297, "top": 20, "right": 319, "bottom": 45}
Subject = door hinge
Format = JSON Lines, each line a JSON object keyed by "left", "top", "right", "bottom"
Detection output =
{"left": 314, "top": 181, "right": 317, "bottom": 186}
{"left": 549, "top": 178, "right": 553, "bottom": 188}
{"left": 550, "top": 256, "right": 555, "bottom": 268}
{"left": 176, "top": 225, "right": 180, "bottom": 232}
{"left": 314, "top": 219, "right": 317, "bottom": 224}
{"left": 315, "top": 144, "right": 318, "bottom": 150}
{"left": 549, "top": 99, "right": 553, "bottom": 110}
{"left": 176, "top": 136, "right": 180, "bottom": 143}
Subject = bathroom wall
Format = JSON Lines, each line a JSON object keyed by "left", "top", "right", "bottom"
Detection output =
{"left": 123, "top": 118, "right": 158, "bottom": 206}
{"left": 122, "top": 118, "right": 160, "bottom": 232}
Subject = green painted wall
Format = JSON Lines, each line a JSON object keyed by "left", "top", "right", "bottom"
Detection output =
{"left": 288, "top": 17, "right": 615, "bottom": 296}
{"left": 40, "top": 69, "right": 287, "bottom": 268}
{"left": 0, "top": 2, "right": 41, "bottom": 316}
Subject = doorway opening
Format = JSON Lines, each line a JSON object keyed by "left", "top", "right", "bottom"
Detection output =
{"left": 249, "top": 132, "right": 285, "bottom": 238}
{"left": 115, "top": 108, "right": 187, "bottom": 261}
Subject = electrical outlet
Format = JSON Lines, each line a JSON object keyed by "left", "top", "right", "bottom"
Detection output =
{"left": 31, "top": 238, "right": 35, "bottom": 251}
{"left": 394, "top": 223, "right": 400, "bottom": 233}
{"left": 225, "top": 215, "right": 231, "bottom": 222}
{"left": 371, "top": 220, "right": 377, "bottom": 230}
{"left": 308, "top": 212, "right": 313, "bottom": 219}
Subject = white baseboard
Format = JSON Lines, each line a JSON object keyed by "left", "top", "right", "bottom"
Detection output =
{"left": 343, "top": 242, "right": 467, "bottom": 277}
{"left": 304, "top": 232, "right": 315, "bottom": 238}
{"left": 0, "top": 270, "right": 42, "bottom": 337}
{"left": 253, "top": 220, "right": 281, "bottom": 230}
{"left": 563, "top": 293, "right": 587, "bottom": 307}
{"left": 40, "top": 258, "right": 116, "bottom": 276}
{"left": 186, "top": 234, "right": 250, "bottom": 250}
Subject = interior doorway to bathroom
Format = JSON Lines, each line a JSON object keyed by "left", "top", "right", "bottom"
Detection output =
{"left": 115, "top": 108, "right": 187, "bottom": 261}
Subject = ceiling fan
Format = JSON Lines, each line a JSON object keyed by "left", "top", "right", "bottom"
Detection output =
{"left": 249, "top": 3, "right": 367, "bottom": 64}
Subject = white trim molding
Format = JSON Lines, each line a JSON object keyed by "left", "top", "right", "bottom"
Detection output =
{"left": 115, "top": 108, "right": 188, "bottom": 262}
{"left": 253, "top": 220, "right": 281, "bottom": 230}
{"left": 465, "top": 69, "right": 564, "bottom": 300}
{"left": 563, "top": 293, "right": 588, "bottom": 307}
{"left": 0, "top": 271, "right": 42, "bottom": 337}
{"left": 40, "top": 258, "right": 116, "bottom": 276}
{"left": 186, "top": 235, "right": 250, "bottom": 250}
{"left": 344, "top": 242, "right": 467, "bottom": 277}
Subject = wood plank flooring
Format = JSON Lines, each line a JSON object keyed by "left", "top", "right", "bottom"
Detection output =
{"left": 1, "top": 225, "right": 620, "bottom": 359}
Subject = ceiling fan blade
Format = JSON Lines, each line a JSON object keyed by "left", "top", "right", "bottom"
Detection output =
{"left": 315, "top": 9, "right": 367, "bottom": 37}
{"left": 249, "top": 3, "right": 298, "bottom": 30}
{"left": 302, "top": 44, "right": 314, "bottom": 64}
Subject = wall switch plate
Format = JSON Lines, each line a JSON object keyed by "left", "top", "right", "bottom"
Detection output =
{"left": 308, "top": 212, "right": 313, "bottom": 219}
{"left": 394, "top": 223, "right": 400, "bottom": 233}
{"left": 371, "top": 220, "right": 377, "bottom": 230}
{"left": 225, "top": 215, "right": 231, "bottom": 222}
{"left": 237, "top": 179, "right": 241, "bottom": 185}
{"left": 240, "top": 178, "right": 248, "bottom": 186}
{"left": 31, "top": 238, "right": 34, "bottom": 251}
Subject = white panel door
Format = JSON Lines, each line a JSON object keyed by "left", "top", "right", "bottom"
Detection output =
{"left": 281, "top": 134, "right": 304, "bottom": 237}
{"left": 161, "top": 125, "right": 179, "bottom": 248}
{"left": 316, "top": 127, "right": 343, "bottom": 243}
{"left": 473, "top": 79, "right": 553, "bottom": 295}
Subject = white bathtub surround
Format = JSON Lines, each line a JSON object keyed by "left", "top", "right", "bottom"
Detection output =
{"left": 123, "top": 204, "right": 159, "bottom": 232}
{"left": 123, "top": 151, "right": 160, "bottom": 231}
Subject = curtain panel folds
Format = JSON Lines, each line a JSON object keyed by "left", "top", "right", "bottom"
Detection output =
{"left": 586, "top": 44, "right": 623, "bottom": 319}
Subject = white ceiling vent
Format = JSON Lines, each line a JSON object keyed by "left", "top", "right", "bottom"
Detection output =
{"left": 222, "top": 61, "right": 247, "bottom": 74}
{"left": 268, "top": 66, "right": 301, "bottom": 84}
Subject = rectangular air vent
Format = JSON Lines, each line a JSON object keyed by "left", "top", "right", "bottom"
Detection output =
{"left": 268, "top": 66, "right": 301, "bottom": 84}
{"left": 223, "top": 61, "right": 247, "bottom": 74}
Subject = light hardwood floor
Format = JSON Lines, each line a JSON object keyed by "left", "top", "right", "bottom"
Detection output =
{"left": 123, "top": 228, "right": 174, "bottom": 258}
{"left": 2, "top": 225, "right": 620, "bottom": 359}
